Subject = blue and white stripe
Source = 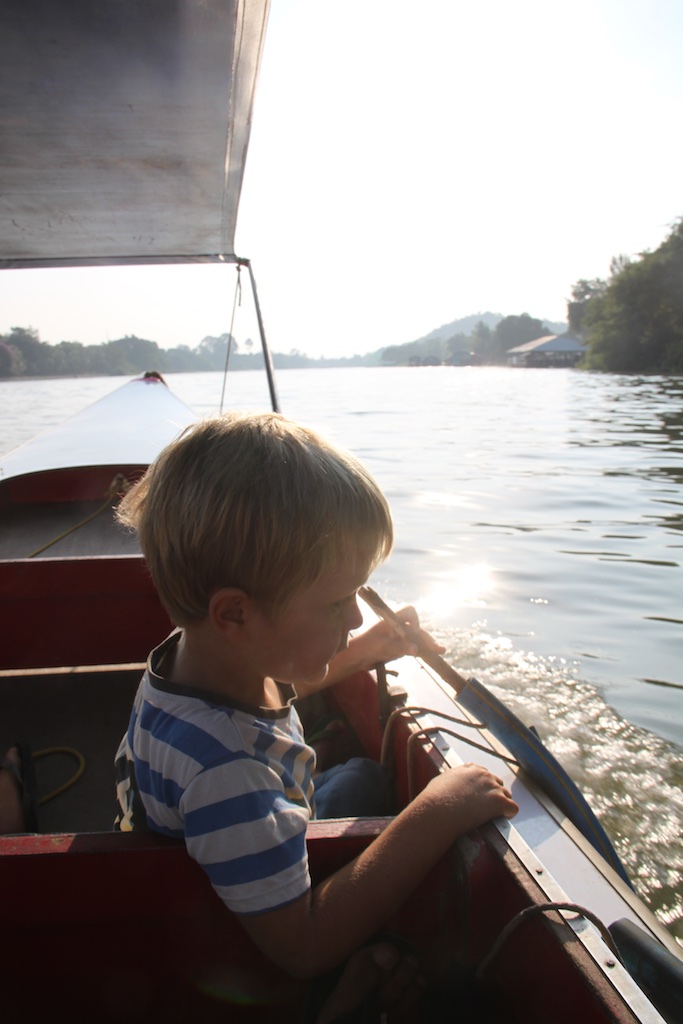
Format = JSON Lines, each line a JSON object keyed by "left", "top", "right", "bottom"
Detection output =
{"left": 115, "top": 637, "right": 316, "bottom": 915}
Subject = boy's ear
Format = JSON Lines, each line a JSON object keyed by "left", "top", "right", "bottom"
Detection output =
{"left": 208, "top": 587, "right": 253, "bottom": 634}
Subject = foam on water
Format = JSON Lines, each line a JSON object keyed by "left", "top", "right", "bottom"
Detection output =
{"left": 431, "top": 621, "right": 683, "bottom": 944}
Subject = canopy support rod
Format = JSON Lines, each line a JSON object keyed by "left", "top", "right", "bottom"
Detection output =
{"left": 240, "top": 257, "right": 280, "bottom": 413}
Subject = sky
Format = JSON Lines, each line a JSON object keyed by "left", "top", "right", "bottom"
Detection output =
{"left": 1, "top": 0, "right": 682, "bottom": 359}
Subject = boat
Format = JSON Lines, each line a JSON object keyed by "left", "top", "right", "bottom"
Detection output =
{"left": 0, "top": 373, "right": 199, "bottom": 670}
{"left": 1, "top": 2, "right": 682, "bottom": 1021}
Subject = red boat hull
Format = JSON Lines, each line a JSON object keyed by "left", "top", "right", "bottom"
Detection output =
{"left": 0, "top": 670, "right": 654, "bottom": 1023}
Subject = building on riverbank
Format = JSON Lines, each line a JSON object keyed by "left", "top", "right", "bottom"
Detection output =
{"left": 507, "top": 333, "right": 585, "bottom": 367}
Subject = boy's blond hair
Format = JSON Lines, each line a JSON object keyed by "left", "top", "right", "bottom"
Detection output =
{"left": 117, "top": 412, "right": 393, "bottom": 625}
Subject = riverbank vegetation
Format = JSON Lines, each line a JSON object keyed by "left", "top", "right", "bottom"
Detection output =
{"left": 1, "top": 219, "right": 681, "bottom": 377}
{"left": 0, "top": 314, "right": 563, "bottom": 378}
{"left": 382, "top": 218, "right": 683, "bottom": 372}
{"left": 0, "top": 327, "right": 377, "bottom": 378}
{"left": 569, "top": 218, "right": 683, "bottom": 373}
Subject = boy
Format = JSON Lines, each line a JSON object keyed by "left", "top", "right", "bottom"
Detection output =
{"left": 114, "top": 412, "right": 517, "bottom": 991}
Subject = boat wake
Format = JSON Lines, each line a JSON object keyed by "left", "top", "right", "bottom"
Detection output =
{"left": 430, "top": 622, "right": 683, "bottom": 948}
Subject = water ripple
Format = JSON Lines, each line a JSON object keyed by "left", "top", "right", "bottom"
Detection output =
{"left": 439, "top": 626, "right": 683, "bottom": 944}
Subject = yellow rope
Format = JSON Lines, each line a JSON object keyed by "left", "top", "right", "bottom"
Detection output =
{"left": 27, "top": 473, "right": 131, "bottom": 558}
{"left": 33, "top": 746, "right": 86, "bottom": 806}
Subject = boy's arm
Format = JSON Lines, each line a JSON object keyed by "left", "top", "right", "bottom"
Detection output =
{"left": 296, "top": 606, "right": 446, "bottom": 698}
{"left": 236, "top": 763, "right": 518, "bottom": 979}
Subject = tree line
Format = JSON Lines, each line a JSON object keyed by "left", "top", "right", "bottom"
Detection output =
{"left": 0, "top": 328, "right": 379, "bottom": 379}
{"left": 568, "top": 217, "right": 683, "bottom": 373}
{"left": 2, "top": 217, "right": 681, "bottom": 377}
{"left": 0, "top": 329, "right": 250, "bottom": 378}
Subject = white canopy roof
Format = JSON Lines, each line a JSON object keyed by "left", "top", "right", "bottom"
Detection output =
{"left": 0, "top": 0, "right": 269, "bottom": 269}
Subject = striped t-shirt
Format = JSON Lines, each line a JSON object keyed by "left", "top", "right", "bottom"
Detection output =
{"left": 115, "top": 631, "right": 316, "bottom": 915}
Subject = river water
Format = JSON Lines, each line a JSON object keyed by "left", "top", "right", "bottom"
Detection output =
{"left": 1, "top": 366, "right": 682, "bottom": 942}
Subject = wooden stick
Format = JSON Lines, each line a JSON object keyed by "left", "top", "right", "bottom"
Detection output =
{"left": 359, "top": 586, "right": 468, "bottom": 694}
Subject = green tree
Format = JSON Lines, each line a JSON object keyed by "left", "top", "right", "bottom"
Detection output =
{"left": 83, "top": 344, "right": 111, "bottom": 375}
{"left": 196, "top": 334, "right": 236, "bottom": 370}
{"left": 567, "top": 278, "right": 607, "bottom": 336}
{"left": 475, "top": 314, "right": 548, "bottom": 364}
{"left": 0, "top": 341, "right": 25, "bottom": 377}
{"left": 583, "top": 218, "right": 683, "bottom": 372}
{"left": 380, "top": 345, "right": 402, "bottom": 364}
{"left": 105, "top": 335, "right": 167, "bottom": 374}
{"left": 445, "top": 332, "right": 471, "bottom": 356}
{"left": 50, "top": 341, "right": 85, "bottom": 375}
{"left": 470, "top": 321, "right": 494, "bottom": 361}
{"left": 380, "top": 339, "right": 444, "bottom": 365}
{"left": 4, "top": 326, "right": 44, "bottom": 374}
{"left": 166, "top": 344, "right": 201, "bottom": 372}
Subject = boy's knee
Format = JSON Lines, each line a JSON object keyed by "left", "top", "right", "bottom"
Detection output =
{"left": 314, "top": 757, "right": 391, "bottom": 818}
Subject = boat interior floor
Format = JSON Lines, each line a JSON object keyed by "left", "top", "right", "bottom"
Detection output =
{"left": 1, "top": 667, "right": 141, "bottom": 832}
{"left": 0, "top": 501, "right": 140, "bottom": 559}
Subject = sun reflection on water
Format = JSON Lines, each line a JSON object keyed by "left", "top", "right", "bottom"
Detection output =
{"left": 417, "top": 563, "right": 495, "bottom": 617}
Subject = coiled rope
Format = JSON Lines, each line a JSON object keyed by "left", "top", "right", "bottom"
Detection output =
{"left": 33, "top": 746, "right": 86, "bottom": 805}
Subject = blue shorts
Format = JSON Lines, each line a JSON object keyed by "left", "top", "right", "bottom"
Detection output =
{"left": 313, "top": 757, "right": 391, "bottom": 818}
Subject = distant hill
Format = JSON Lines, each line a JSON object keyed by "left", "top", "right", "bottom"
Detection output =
{"left": 413, "top": 312, "right": 504, "bottom": 345}
{"left": 372, "top": 311, "right": 569, "bottom": 367}
{"left": 413, "top": 312, "right": 567, "bottom": 346}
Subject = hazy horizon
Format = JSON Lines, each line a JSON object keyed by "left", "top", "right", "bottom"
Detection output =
{"left": 1, "top": 0, "right": 680, "bottom": 358}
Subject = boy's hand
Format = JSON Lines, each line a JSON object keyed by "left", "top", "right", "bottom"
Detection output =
{"left": 303, "top": 605, "right": 446, "bottom": 694}
{"left": 293, "top": 603, "right": 446, "bottom": 697}
{"left": 427, "top": 762, "right": 519, "bottom": 831}
{"left": 348, "top": 605, "right": 446, "bottom": 670}
{"left": 237, "top": 759, "right": 518, "bottom": 979}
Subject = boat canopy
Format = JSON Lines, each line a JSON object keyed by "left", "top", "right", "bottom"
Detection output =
{"left": 0, "top": 0, "right": 269, "bottom": 270}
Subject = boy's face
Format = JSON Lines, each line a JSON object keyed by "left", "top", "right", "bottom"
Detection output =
{"left": 253, "top": 555, "right": 370, "bottom": 687}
